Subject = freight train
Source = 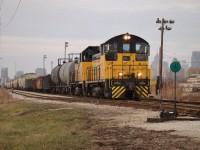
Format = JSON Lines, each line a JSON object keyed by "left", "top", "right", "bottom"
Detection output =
{"left": 8, "top": 33, "right": 151, "bottom": 100}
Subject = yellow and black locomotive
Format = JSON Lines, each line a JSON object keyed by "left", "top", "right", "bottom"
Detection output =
{"left": 71, "top": 33, "right": 151, "bottom": 99}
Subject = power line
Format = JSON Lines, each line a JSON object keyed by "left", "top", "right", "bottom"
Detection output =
{"left": 163, "top": 54, "right": 174, "bottom": 60}
{"left": 0, "top": 0, "right": 3, "bottom": 12}
{"left": 4, "top": 0, "right": 22, "bottom": 27}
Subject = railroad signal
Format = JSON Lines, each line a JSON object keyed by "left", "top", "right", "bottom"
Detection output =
{"left": 170, "top": 61, "right": 181, "bottom": 117}
{"left": 170, "top": 61, "right": 181, "bottom": 73}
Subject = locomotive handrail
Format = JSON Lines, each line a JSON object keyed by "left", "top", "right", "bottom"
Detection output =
{"left": 111, "top": 64, "right": 149, "bottom": 79}
{"left": 86, "top": 65, "right": 101, "bottom": 81}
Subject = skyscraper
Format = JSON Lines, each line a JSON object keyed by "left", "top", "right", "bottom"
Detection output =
{"left": 1, "top": 67, "right": 8, "bottom": 86}
{"left": 191, "top": 51, "right": 200, "bottom": 68}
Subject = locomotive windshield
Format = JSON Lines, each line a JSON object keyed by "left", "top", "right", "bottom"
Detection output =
{"left": 104, "top": 43, "right": 118, "bottom": 61}
{"left": 123, "top": 43, "right": 130, "bottom": 52}
{"left": 135, "top": 43, "right": 148, "bottom": 61}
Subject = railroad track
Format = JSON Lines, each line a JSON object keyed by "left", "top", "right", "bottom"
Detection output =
{"left": 10, "top": 90, "right": 200, "bottom": 118}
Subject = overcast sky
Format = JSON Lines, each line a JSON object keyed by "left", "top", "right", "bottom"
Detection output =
{"left": 1, "top": 0, "right": 200, "bottom": 78}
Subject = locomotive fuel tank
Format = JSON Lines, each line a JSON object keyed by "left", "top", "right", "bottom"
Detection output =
{"left": 51, "top": 65, "right": 61, "bottom": 85}
{"left": 59, "top": 61, "right": 75, "bottom": 84}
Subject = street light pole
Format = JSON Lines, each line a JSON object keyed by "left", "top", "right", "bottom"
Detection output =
{"left": 43, "top": 55, "right": 47, "bottom": 75}
{"left": 156, "top": 18, "right": 175, "bottom": 97}
{"left": 64, "top": 42, "right": 68, "bottom": 62}
{"left": 156, "top": 18, "right": 175, "bottom": 114}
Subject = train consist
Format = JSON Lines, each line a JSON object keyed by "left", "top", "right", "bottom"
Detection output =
{"left": 8, "top": 33, "right": 151, "bottom": 100}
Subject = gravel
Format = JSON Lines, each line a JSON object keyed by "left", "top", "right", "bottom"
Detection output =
{"left": 11, "top": 93, "right": 200, "bottom": 141}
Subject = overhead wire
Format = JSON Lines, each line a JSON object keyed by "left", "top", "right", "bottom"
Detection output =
{"left": 0, "top": 0, "right": 3, "bottom": 12}
{"left": 4, "top": 0, "right": 22, "bottom": 27}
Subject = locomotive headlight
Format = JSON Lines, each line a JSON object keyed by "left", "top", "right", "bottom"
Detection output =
{"left": 119, "top": 72, "right": 123, "bottom": 77}
{"left": 123, "top": 33, "right": 131, "bottom": 40}
{"left": 138, "top": 72, "right": 142, "bottom": 77}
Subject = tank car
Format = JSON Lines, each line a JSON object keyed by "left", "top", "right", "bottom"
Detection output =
{"left": 51, "top": 65, "right": 62, "bottom": 93}
{"left": 59, "top": 61, "right": 75, "bottom": 84}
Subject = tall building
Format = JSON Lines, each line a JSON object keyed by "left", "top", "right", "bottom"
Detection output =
{"left": 191, "top": 51, "right": 200, "bottom": 68}
{"left": 35, "top": 68, "right": 46, "bottom": 76}
{"left": 1, "top": 67, "right": 8, "bottom": 86}
{"left": 180, "top": 60, "right": 189, "bottom": 80}
{"left": 150, "top": 53, "right": 169, "bottom": 81}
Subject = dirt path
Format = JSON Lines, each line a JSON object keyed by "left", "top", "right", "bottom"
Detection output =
{"left": 2, "top": 90, "right": 200, "bottom": 149}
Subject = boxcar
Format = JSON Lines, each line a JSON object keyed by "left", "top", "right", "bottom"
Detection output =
{"left": 42, "top": 75, "right": 52, "bottom": 93}
{"left": 19, "top": 73, "right": 37, "bottom": 90}
{"left": 36, "top": 76, "right": 43, "bottom": 92}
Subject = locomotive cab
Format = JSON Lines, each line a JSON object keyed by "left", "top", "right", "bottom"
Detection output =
{"left": 73, "top": 46, "right": 99, "bottom": 96}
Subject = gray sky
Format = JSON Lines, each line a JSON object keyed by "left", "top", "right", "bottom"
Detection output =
{"left": 1, "top": 0, "right": 200, "bottom": 78}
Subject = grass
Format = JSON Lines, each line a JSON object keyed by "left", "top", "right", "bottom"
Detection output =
{"left": 0, "top": 102, "right": 91, "bottom": 150}
{"left": 150, "top": 81, "right": 200, "bottom": 101}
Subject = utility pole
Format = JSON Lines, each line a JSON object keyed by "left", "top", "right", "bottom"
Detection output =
{"left": 156, "top": 18, "right": 175, "bottom": 97}
{"left": 64, "top": 42, "right": 68, "bottom": 62}
{"left": 43, "top": 55, "right": 47, "bottom": 75}
{"left": 51, "top": 61, "right": 53, "bottom": 71}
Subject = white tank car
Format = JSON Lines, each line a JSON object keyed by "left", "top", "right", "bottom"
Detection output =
{"left": 59, "top": 61, "right": 75, "bottom": 84}
{"left": 51, "top": 65, "right": 61, "bottom": 85}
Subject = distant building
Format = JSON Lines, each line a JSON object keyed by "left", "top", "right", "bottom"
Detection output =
{"left": 15, "top": 70, "right": 24, "bottom": 78}
{"left": 176, "top": 68, "right": 185, "bottom": 82}
{"left": 1, "top": 67, "right": 8, "bottom": 86}
{"left": 35, "top": 68, "right": 46, "bottom": 76}
{"left": 181, "top": 60, "right": 189, "bottom": 74}
{"left": 191, "top": 51, "right": 200, "bottom": 68}
{"left": 162, "top": 61, "right": 169, "bottom": 81}
{"left": 150, "top": 54, "right": 159, "bottom": 80}
{"left": 179, "top": 60, "right": 189, "bottom": 81}
{"left": 150, "top": 53, "right": 169, "bottom": 81}
{"left": 187, "top": 68, "right": 200, "bottom": 78}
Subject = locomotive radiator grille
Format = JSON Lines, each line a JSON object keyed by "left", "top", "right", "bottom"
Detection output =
{"left": 112, "top": 86, "right": 126, "bottom": 99}
{"left": 135, "top": 86, "right": 148, "bottom": 98}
